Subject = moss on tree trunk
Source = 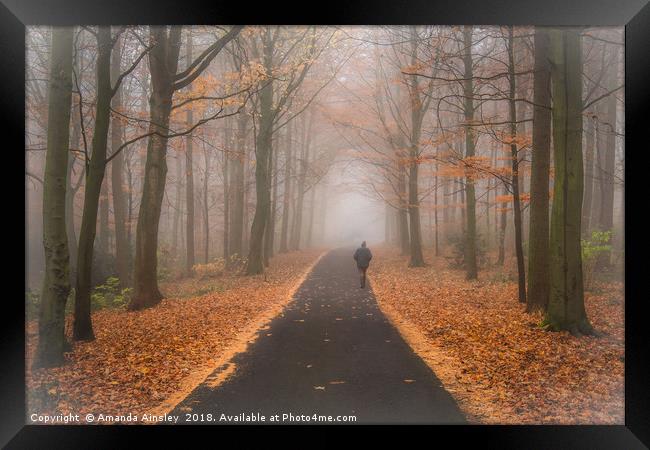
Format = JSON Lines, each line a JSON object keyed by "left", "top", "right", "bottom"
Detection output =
{"left": 544, "top": 28, "right": 594, "bottom": 336}
{"left": 36, "top": 26, "right": 74, "bottom": 368}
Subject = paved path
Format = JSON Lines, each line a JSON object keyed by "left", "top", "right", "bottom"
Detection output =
{"left": 171, "top": 248, "right": 465, "bottom": 424}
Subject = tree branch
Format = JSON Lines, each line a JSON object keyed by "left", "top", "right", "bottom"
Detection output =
{"left": 172, "top": 26, "right": 243, "bottom": 91}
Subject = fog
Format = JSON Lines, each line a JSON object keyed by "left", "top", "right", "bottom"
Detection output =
{"left": 25, "top": 25, "right": 624, "bottom": 291}
{"left": 322, "top": 171, "right": 385, "bottom": 248}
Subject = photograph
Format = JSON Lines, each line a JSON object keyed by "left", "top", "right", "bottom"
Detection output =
{"left": 3, "top": 0, "right": 650, "bottom": 446}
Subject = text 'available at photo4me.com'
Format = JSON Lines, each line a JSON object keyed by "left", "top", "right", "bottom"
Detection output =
{"left": 29, "top": 411, "right": 358, "bottom": 424}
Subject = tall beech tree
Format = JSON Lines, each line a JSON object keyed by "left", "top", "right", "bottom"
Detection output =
{"left": 403, "top": 25, "right": 432, "bottom": 267}
{"left": 35, "top": 26, "right": 74, "bottom": 368}
{"left": 245, "top": 27, "right": 327, "bottom": 275}
{"left": 74, "top": 27, "right": 150, "bottom": 340}
{"left": 201, "top": 143, "right": 211, "bottom": 263}
{"left": 110, "top": 33, "right": 132, "bottom": 288}
{"left": 544, "top": 27, "right": 594, "bottom": 335}
{"left": 372, "top": 26, "right": 433, "bottom": 267}
{"left": 306, "top": 180, "right": 317, "bottom": 247}
{"left": 461, "top": 26, "right": 478, "bottom": 280}
{"left": 595, "top": 44, "right": 620, "bottom": 269}
{"left": 263, "top": 132, "right": 279, "bottom": 264}
{"left": 184, "top": 32, "right": 196, "bottom": 276}
{"left": 278, "top": 120, "right": 293, "bottom": 253}
{"left": 171, "top": 151, "right": 183, "bottom": 255}
{"left": 223, "top": 120, "right": 231, "bottom": 261}
{"left": 582, "top": 113, "right": 596, "bottom": 236}
{"left": 73, "top": 27, "right": 114, "bottom": 340}
{"left": 526, "top": 27, "right": 552, "bottom": 312}
{"left": 65, "top": 49, "right": 83, "bottom": 285}
{"left": 505, "top": 26, "right": 526, "bottom": 303}
{"left": 372, "top": 46, "right": 409, "bottom": 257}
{"left": 245, "top": 27, "right": 276, "bottom": 275}
{"left": 290, "top": 112, "right": 313, "bottom": 252}
{"left": 223, "top": 45, "right": 251, "bottom": 266}
{"left": 228, "top": 105, "right": 249, "bottom": 261}
{"left": 130, "top": 25, "right": 242, "bottom": 309}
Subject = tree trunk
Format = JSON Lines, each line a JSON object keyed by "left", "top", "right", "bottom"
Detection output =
{"left": 396, "top": 142, "right": 410, "bottom": 255}
{"left": 223, "top": 122, "right": 230, "bottom": 261}
{"left": 125, "top": 144, "right": 134, "bottom": 248}
{"left": 263, "top": 141, "right": 273, "bottom": 265}
{"left": 462, "top": 26, "right": 478, "bottom": 279}
{"left": 246, "top": 121, "right": 272, "bottom": 274}
{"left": 306, "top": 182, "right": 316, "bottom": 248}
{"left": 458, "top": 176, "right": 466, "bottom": 231}
{"left": 434, "top": 163, "right": 439, "bottom": 256}
{"left": 291, "top": 115, "right": 311, "bottom": 251}
{"left": 242, "top": 152, "right": 250, "bottom": 256}
{"left": 130, "top": 26, "right": 182, "bottom": 310}
{"left": 74, "top": 27, "right": 114, "bottom": 341}
{"left": 228, "top": 110, "right": 247, "bottom": 260}
{"left": 184, "top": 34, "right": 195, "bottom": 276}
{"left": 544, "top": 27, "right": 594, "bottom": 335}
{"left": 111, "top": 33, "right": 131, "bottom": 287}
{"left": 203, "top": 148, "right": 210, "bottom": 263}
{"left": 507, "top": 27, "right": 526, "bottom": 303}
{"left": 65, "top": 49, "right": 85, "bottom": 286}
{"left": 407, "top": 156, "right": 425, "bottom": 266}
{"left": 596, "top": 47, "right": 619, "bottom": 268}
{"left": 245, "top": 32, "right": 274, "bottom": 275}
{"left": 66, "top": 149, "right": 79, "bottom": 286}
{"left": 171, "top": 154, "right": 182, "bottom": 255}
{"left": 582, "top": 114, "right": 595, "bottom": 236}
{"left": 442, "top": 175, "right": 450, "bottom": 230}
{"left": 485, "top": 154, "right": 491, "bottom": 250}
{"left": 35, "top": 26, "right": 74, "bottom": 368}
{"left": 527, "top": 27, "right": 552, "bottom": 312}
{"left": 264, "top": 133, "right": 279, "bottom": 264}
{"left": 490, "top": 120, "right": 499, "bottom": 252}
{"left": 131, "top": 88, "right": 173, "bottom": 309}
{"left": 279, "top": 122, "right": 293, "bottom": 253}
{"left": 97, "top": 175, "right": 110, "bottom": 273}
{"left": 497, "top": 186, "right": 508, "bottom": 266}
{"left": 66, "top": 50, "right": 81, "bottom": 285}
{"left": 406, "top": 26, "right": 425, "bottom": 267}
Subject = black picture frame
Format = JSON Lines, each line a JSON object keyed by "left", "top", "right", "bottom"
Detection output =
{"left": 3, "top": 0, "right": 649, "bottom": 447}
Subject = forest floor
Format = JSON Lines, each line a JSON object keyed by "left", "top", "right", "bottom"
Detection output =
{"left": 26, "top": 249, "right": 324, "bottom": 423}
{"left": 25, "top": 245, "right": 624, "bottom": 425}
{"left": 369, "top": 246, "right": 625, "bottom": 424}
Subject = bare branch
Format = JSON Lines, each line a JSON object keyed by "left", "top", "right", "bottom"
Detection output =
{"left": 172, "top": 26, "right": 243, "bottom": 91}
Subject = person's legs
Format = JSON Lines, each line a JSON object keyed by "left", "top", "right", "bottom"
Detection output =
{"left": 358, "top": 266, "right": 367, "bottom": 288}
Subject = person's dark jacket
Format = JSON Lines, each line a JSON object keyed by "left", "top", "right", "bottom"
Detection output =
{"left": 353, "top": 247, "right": 373, "bottom": 268}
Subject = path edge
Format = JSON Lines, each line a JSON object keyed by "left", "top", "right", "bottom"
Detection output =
{"left": 146, "top": 250, "right": 329, "bottom": 419}
{"left": 370, "top": 280, "right": 485, "bottom": 423}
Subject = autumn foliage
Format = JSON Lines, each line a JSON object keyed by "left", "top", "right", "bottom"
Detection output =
{"left": 25, "top": 24, "right": 625, "bottom": 426}
{"left": 370, "top": 246, "right": 623, "bottom": 424}
{"left": 26, "top": 250, "right": 322, "bottom": 423}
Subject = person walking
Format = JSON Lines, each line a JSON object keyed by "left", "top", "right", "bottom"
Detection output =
{"left": 353, "top": 241, "right": 373, "bottom": 288}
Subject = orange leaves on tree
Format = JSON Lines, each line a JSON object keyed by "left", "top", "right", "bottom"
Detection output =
{"left": 495, "top": 192, "right": 531, "bottom": 204}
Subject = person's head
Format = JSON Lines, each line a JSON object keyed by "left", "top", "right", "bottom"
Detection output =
{"left": 361, "top": 241, "right": 366, "bottom": 248}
